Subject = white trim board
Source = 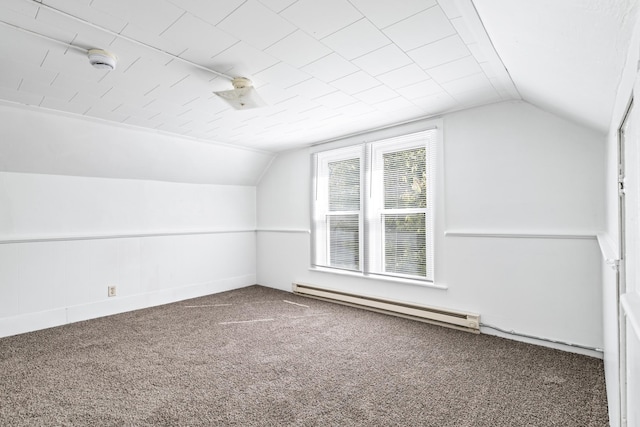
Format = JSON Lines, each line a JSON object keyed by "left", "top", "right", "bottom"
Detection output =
{"left": 0, "top": 229, "right": 257, "bottom": 244}
{"left": 445, "top": 230, "right": 597, "bottom": 239}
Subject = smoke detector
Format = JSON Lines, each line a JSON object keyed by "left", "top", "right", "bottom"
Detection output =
{"left": 87, "top": 49, "right": 117, "bottom": 70}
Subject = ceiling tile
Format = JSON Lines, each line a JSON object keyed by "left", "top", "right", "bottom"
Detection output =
{"left": 302, "top": 53, "right": 359, "bottom": 82}
{"left": 0, "top": 86, "right": 45, "bottom": 106}
{"left": 322, "top": 18, "right": 391, "bottom": 60}
{"left": 0, "top": 26, "right": 50, "bottom": 66}
{"left": 287, "top": 78, "right": 337, "bottom": 100}
{"left": 376, "top": 64, "right": 432, "bottom": 89}
{"left": 395, "top": 80, "right": 443, "bottom": 100}
{"left": 413, "top": 91, "right": 458, "bottom": 114}
{"left": 39, "top": 0, "right": 124, "bottom": 33}
{"left": 2, "top": 58, "right": 58, "bottom": 88}
{"left": 303, "top": 105, "right": 344, "bottom": 120}
{"left": 373, "top": 96, "right": 417, "bottom": 112}
{"left": 255, "top": 62, "right": 312, "bottom": 89}
{"left": 453, "top": 88, "right": 501, "bottom": 107}
{"left": 265, "top": 30, "right": 331, "bottom": 68}
{"left": 252, "top": 84, "right": 298, "bottom": 105}
{"left": 450, "top": 17, "right": 475, "bottom": 44}
{"left": 40, "top": 96, "right": 94, "bottom": 115}
{"left": 428, "top": 56, "right": 482, "bottom": 83}
{"left": 51, "top": 74, "right": 110, "bottom": 100}
{"left": 383, "top": 6, "right": 455, "bottom": 51}
{"left": 210, "top": 41, "right": 279, "bottom": 79}
{"left": 91, "top": 0, "right": 185, "bottom": 35}
{"left": 330, "top": 71, "right": 380, "bottom": 95}
{"left": 335, "top": 101, "right": 376, "bottom": 117}
{"left": 280, "top": 0, "right": 362, "bottom": 39}
{"left": 159, "top": 13, "right": 237, "bottom": 59}
{"left": 217, "top": 0, "right": 296, "bottom": 50}
{"left": 467, "top": 43, "right": 486, "bottom": 63}
{"left": 349, "top": 0, "right": 436, "bottom": 29}
{"left": 440, "top": 73, "right": 493, "bottom": 95}
{"left": 120, "top": 22, "right": 190, "bottom": 57}
{"left": 353, "top": 85, "right": 398, "bottom": 104}
{"left": 259, "top": 0, "right": 298, "bottom": 13}
{"left": 437, "top": 0, "right": 463, "bottom": 19}
{"left": 0, "top": 67, "right": 21, "bottom": 90}
{"left": 353, "top": 44, "right": 412, "bottom": 76}
{"left": 314, "top": 91, "right": 358, "bottom": 109}
{"left": 19, "top": 78, "right": 77, "bottom": 101}
{"left": 4, "top": 0, "right": 38, "bottom": 18}
{"left": 165, "top": 0, "right": 245, "bottom": 25}
{"left": 35, "top": 7, "right": 119, "bottom": 49}
{"left": 407, "top": 35, "right": 470, "bottom": 69}
{"left": 480, "top": 62, "right": 501, "bottom": 79}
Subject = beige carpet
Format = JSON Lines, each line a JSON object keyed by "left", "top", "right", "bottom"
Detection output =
{"left": 0, "top": 285, "right": 608, "bottom": 426}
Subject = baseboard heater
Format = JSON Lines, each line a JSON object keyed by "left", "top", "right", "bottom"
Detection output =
{"left": 292, "top": 283, "right": 480, "bottom": 333}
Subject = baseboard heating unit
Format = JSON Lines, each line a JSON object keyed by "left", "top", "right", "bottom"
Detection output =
{"left": 292, "top": 283, "right": 480, "bottom": 333}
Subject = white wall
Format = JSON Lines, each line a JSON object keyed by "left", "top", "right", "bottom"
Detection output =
{"left": 0, "top": 103, "right": 272, "bottom": 339}
{"left": 0, "top": 172, "right": 257, "bottom": 338}
{"left": 257, "top": 100, "right": 605, "bottom": 356}
{"left": 0, "top": 101, "right": 274, "bottom": 185}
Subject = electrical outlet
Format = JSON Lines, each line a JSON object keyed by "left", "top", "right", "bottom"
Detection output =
{"left": 108, "top": 286, "right": 117, "bottom": 297}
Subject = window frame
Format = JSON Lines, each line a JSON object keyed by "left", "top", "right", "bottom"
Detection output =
{"left": 312, "top": 144, "right": 364, "bottom": 273}
{"left": 368, "top": 137, "right": 431, "bottom": 281}
{"left": 311, "top": 128, "right": 437, "bottom": 284}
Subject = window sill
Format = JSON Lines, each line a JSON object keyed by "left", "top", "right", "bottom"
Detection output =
{"left": 308, "top": 267, "right": 448, "bottom": 290}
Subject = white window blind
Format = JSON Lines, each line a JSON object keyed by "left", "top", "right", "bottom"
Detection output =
{"left": 312, "top": 129, "right": 436, "bottom": 282}
{"left": 313, "top": 145, "right": 363, "bottom": 272}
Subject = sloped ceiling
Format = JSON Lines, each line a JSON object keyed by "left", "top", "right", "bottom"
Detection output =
{"left": 472, "top": 0, "right": 638, "bottom": 134}
{"left": 0, "top": 0, "right": 519, "bottom": 152}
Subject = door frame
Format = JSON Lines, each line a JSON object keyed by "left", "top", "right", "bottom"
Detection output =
{"left": 618, "top": 97, "right": 633, "bottom": 427}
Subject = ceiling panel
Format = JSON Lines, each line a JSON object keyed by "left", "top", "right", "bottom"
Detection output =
{"left": 301, "top": 53, "right": 359, "bottom": 83}
{"left": 165, "top": 0, "right": 245, "bottom": 25}
{"left": 264, "top": 30, "right": 331, "bottom": 68}
{"left": 407, "top": 35, "right": 470, "bottom": 70}
{"left": 321, "top": 18, "right": 390, "bottom": 60}
{"left": 330, "top": 71, "right": 381, "bottom": 95}
{"left": 0, "top": 0, "right": 519, "bottom": 152}
{"left": 353, "top": 44, "right": 413, "bottom": 77}
{"left": 349, "top": 0, "right": 436, "bottom": 29}
{"left": 280, "top": 0, "right": 362, "bottom": 39}
{"left": 376, "top": 64, "right": 432, "bottom": 90}
{"left": 383, "top": 7, "right": 456, "bottom": 51}
{"left": 428, "top": 56, "right": 482, "bottom": 83}
{"left": 217, "top": 0, "right": 295, "bottom": 50}
{"left": 157, "top": 13, "right": 238, "bottom": 60}
{"left": 210, "top": 41, "right": 279, "bottom": 80}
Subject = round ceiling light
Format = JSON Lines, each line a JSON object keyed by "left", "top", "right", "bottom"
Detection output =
{"left": 87, "top": 49, "right": 117, "bottom": 70}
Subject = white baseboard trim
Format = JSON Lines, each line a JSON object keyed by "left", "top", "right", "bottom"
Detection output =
{"left": 0, "top": 274, "right": 255, "bottom": 339}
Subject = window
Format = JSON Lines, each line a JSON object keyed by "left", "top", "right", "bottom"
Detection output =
{"left": 312, "top": 130, "right": 436, "bottom": 282}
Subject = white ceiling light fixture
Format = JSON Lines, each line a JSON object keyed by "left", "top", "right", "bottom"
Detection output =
{"left": 87, "top": 49, "right": 117, "bottom": 70}
{"left": 213, "top": 77, "right": 265, "bottom": 110}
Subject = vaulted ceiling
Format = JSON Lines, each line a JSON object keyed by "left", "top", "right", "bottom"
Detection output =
{"left": 0, "top": 0, "right": 636, "bottom": 153}
{"left": 0, "top": 0, "right": 518, "bottom": 152}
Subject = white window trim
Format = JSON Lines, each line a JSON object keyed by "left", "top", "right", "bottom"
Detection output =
{"left": 311, "top": 128, "right": 437, "bottom": 283}
{"left": 308, "top": 266, "right": 448, "bottom": 290}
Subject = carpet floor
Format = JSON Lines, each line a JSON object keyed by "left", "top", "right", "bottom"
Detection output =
{"left": 0, "top": 285, "right": 608, "bottom": 426}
